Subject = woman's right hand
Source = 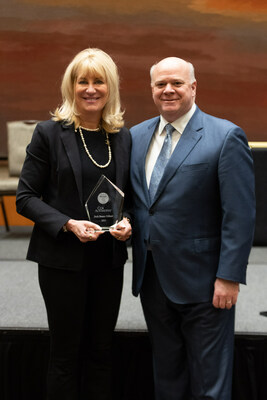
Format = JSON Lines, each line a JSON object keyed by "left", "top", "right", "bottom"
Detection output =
{"left": 65, "top": 219, "right": 104, "bottom": 243}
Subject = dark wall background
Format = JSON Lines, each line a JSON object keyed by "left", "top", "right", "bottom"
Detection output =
{"left": 1, "top": 0, "right": 267, "bottom": 156}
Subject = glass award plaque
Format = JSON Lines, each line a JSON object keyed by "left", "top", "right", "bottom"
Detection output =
{"left": 85, "top": 175, "right": 124, "bottom": 231}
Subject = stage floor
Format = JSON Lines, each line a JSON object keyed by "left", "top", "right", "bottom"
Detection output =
{"left": 0, "top": 226, "right": 267, "bottom": 335}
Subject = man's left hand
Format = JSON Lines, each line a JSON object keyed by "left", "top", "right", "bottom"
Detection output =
{"left": 212, "top": 278, "right": 239, "bottom": 309}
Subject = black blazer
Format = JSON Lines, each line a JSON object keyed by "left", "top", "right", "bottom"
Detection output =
{"left": 16, "top": 120, "right": 132, "bottom": 270}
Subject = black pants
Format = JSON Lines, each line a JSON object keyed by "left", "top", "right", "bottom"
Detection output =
{"left": 38, "top": 263, "right": 124, "bottom": 400}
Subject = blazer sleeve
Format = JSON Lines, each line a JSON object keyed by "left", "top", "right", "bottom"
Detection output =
{"left": 16, "top": 123, "right": 70, "bottom": 239}
{"left": 122, "top": 132, "right": 133, "bottom": 222}
{"left": 216, "top": 126, "right": 256, "bottom": 283}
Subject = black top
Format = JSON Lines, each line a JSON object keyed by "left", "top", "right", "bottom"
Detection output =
{"left": 75, "top": 128, "right": 116, "bottom": 203}
{"left": 75, "top": 128, "right": 117, "bottom": 269}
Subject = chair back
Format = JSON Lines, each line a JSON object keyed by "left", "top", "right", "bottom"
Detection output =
{"left": 7, "top": 120, "right": 38, "bottom": 176}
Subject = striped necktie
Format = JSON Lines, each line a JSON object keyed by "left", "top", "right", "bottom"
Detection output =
{"left": 149, "top": 123, "right": 175, "bottom": 201}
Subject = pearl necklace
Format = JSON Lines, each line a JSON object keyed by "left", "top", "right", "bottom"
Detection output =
{"left": 80, "top": 125, "right": 101, "bottom": 132}
{"left": 78, "top": 126, "right": 112, "bottom": 169}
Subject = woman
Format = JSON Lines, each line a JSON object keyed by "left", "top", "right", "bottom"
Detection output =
{"left": 16, "top": 48, "right": 132, "bottom": 400}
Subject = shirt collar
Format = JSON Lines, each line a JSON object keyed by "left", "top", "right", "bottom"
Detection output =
{"left": 159, "top": 103, "right": 196, "bottom": 135}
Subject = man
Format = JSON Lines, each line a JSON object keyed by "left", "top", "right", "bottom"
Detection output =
{"left": 130, "top": 57, "right": 255, "bottom": 400}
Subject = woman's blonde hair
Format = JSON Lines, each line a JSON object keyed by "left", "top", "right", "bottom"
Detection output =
{"left": 52, "top": 48, "right": 124, "bottom": 133}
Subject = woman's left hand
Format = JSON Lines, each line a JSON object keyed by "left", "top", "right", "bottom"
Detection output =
{"left": 109, "top": 217, "right": 132, "bottom": 242}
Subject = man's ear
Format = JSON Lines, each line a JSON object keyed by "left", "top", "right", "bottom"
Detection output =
{"left": 191, "top": 81, "right": 197, "bottom": 97}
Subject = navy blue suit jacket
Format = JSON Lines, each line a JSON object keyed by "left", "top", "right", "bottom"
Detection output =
{"left": 130, "top": 106, "right": 255, "bottom": 303}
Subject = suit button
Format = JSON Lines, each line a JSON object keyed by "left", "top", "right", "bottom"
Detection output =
{"left": 149, "top": 210, "right": 154, "bottom": 215}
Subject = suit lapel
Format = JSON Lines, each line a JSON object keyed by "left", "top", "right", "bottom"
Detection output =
{"left": 112, "top": 130, "right": 125, "bottom": 188}
{"left": 140, "top": 118, "right": 160, "bottom": 204}
{"left": 60, "top": 125, "right": 83, "bottom": 205}
{"left": 152, "top": 108, "right": 203, "bottom": 204}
